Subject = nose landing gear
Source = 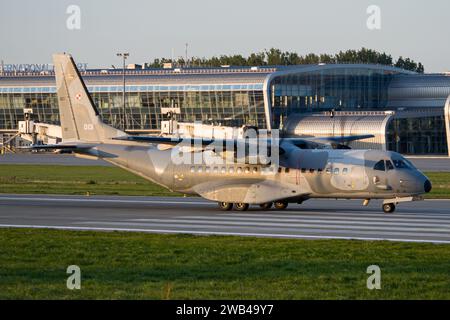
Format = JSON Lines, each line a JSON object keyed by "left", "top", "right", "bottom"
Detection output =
{"left": 382, "top": 203, "right": 396, "bottom": 213}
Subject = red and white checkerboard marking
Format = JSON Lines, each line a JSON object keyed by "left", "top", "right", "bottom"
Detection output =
{"left": 75, "top": 93, "right": 82, "bottom": 101}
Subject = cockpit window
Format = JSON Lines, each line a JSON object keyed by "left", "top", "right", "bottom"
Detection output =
{"left": 374, "top": 160, "right": 385, "bottom": 171}
{"left": 403, "top": 158, "right": 416, "bottom": 169}
{"left": 393, "top": 159, "right": 409, "bottom": 169}
{"left": 386, "top": 160, "right": 394, "bottom": 171}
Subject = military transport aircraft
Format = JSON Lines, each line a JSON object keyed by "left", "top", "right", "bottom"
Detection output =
{"left": 28, "top": 53, "right": 432, "bottom": 213}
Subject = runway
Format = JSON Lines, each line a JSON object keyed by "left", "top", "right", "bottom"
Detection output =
{"left": 1, "top": 195, "right": 450, "bottom": 243}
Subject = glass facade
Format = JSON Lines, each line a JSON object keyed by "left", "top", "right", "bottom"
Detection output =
{"left": 386, "top": 116, "right": 448, "bottom": 155}
{"left": 269, "top": 68, "right": 394, "bottom": 128}
{"left": 0, "top": 83, "right": 266, "bottom": 130}
{"left": 0, "top": 89, "right": 59, "bottom": 129}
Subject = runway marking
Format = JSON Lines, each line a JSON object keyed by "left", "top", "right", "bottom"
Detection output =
{"left": 81, "top": 220, "right": 450, "bottom": 235}
{"left": 1, "top": 223, "right": 450, "bottom": 244}
{"left": 131, "top": 216, "right": 450, "bottom": 230}
{"left": 133, "top": 215, "right": 450, "bottom": 225}
{"left": 227, "top": 211, "right": 450, "bottom": 219}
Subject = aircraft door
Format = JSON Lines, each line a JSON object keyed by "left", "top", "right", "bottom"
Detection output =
{"left": 371, "top": 160, "right": 391, "bottom": 191}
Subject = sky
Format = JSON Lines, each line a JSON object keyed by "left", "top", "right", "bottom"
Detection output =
{"left": 0, "top": 0, "right": 449, "bottom": 72}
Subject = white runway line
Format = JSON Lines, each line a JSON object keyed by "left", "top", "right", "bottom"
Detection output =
{"left": 78, "top": 220, "right": 450, "bottom": 237}
{"left": 133, "top": 215, "right": 450, "bottom": 226}
{"left": 1, "top": 223, "right": 450, "bottom": 244}
{"left": 123, "top": 217, "right": 450, "bottom": 232}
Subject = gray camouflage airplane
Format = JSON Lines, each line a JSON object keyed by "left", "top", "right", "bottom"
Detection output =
{"left": 29, "top": 53, "right": 432, "bottom": 213}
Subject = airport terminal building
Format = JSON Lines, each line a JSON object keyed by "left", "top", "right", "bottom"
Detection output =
{"left": 1, "top": 63, "right": 450, "bottom": 155}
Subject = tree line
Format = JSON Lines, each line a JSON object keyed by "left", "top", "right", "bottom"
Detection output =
{"left": 147, "top": 47, "right": 424, "bottom": 73}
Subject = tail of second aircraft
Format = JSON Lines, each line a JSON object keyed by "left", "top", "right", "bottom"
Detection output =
{"left": 53, "top": 53, "right": 124, "bottom": 143}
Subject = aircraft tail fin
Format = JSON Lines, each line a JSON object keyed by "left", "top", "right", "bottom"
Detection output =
{"left": 53, "top": 53, "right": 125, "bottom": 142}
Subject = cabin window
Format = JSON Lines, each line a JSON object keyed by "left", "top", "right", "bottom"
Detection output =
{"left": 342, "top": 168, "right": 348, "bottom": 175}
{"left": 326, "top": 168, "right": 331, "bottom": 174}
{"left": 221, "top": 167, "right": 226, "bottom": 174}
{"left": 237, "top": 167, "right": 243, "bottom": 174}
{"left": 374, "top": 160, "right": 385, "bottom": 171}
{"left": 190, "top": 167, "right": 195, "bottom": 173}
{"left": 285, "top": 168, "right": 290, "bottom": 173}
{"left": 333, "top": 168, "right": 340, "bottom": 175}
{"left": 309, "top": 169, "right": 315, "bottom": 173}
{"left": 301, "top": 168, "right": 306, "bottom": 173}
{"left": 278, "top": 167, "right": 282, "bottom": 173}
{"left": 244, "top": 167, "right": 250, "bottom": 174}
{"left": 252, "top": 167, "right": 258, "bottom": 173}
{"left": 318, "top": 168, "right": 323, "bottom": 173}
{"left": 213, "top": 167, "right": 219, "bottom": 174}
{"left": 205, "top": 167, "right": 211, "bottom": 173}
{"left": 197, "top": 167, "right": 203, "bottom": 173}
{"left": 228, "top": 167, "right": 235, "bottom": 174}
{"left": 386, "top": 160, "right": 394, "bottom": 171}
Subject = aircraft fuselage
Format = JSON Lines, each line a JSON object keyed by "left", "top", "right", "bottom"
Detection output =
{"left": 82, "top": 142, "right": 431, "bottom": 207}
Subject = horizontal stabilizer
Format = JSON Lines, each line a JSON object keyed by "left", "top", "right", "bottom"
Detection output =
{"left": 304, "top": 134, "right": 375, "bottom": 144}
{"left": 18, "top": 143, "right": 95, "bottom": 151}
{"left": 113, "top": 135, "right": 239, "bottom": 147}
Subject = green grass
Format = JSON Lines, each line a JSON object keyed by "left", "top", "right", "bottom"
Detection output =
{"left": 0, "top": 228, "right": 449, "bottom": 299}
{"left": 423, "top": 172, "right": 450, "bottom": 199}
{"left": 0, "top": 164, "right": 449, "bottom": 198}
{"left": 0, "top": 164, "right": 180, "bottom": 196}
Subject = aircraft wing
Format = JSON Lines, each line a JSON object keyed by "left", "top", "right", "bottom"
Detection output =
{"left": 113, "top": 135, "right": 247, "bottom": 149}
{"left": 113, "top": 134, "right": 374, "bottom": 148}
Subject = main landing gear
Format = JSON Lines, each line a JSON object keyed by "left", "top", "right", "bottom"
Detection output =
{"left": 218, "top": 202, "right": 233, "bottom": 211}
{"left": 218, "top": 202, "right": 250, "bottom": 211}
{"left": 218, "top": 202, "right": 251, "bottom": 211}
{"left": 218, "top": 201, "right": 289, "bottom": 211}
{"left": 273, "top": 200, "right": 288, "bottom": 210}
{"left": 259, "top": 202, "right": 273, "bottom": 209}
{"left": 234, "top": 203, "right": 250, "bottom": 211}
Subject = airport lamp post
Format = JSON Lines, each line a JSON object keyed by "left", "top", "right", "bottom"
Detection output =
{"left": 116, "top": 52, "right": 129, "bottom": 130}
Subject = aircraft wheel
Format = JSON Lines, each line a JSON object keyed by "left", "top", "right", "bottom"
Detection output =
{"left": 259, "top": 202, "right": 273, "bottom": 210}
{"left": 382, "top": 203, "right": 396, "bottom": 213}
{"left": 218, "top": 202, "right": 233, "bottom": 211}
{"left": 234, "top": 203, "right": 249, "bottom": 211}
{"left": 274, "top": 201, "right": 288, "bottom": 210}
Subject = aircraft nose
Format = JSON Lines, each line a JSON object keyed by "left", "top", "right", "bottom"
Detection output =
{"left": 424, "top": 179, "right": 432, "bottom": 193}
